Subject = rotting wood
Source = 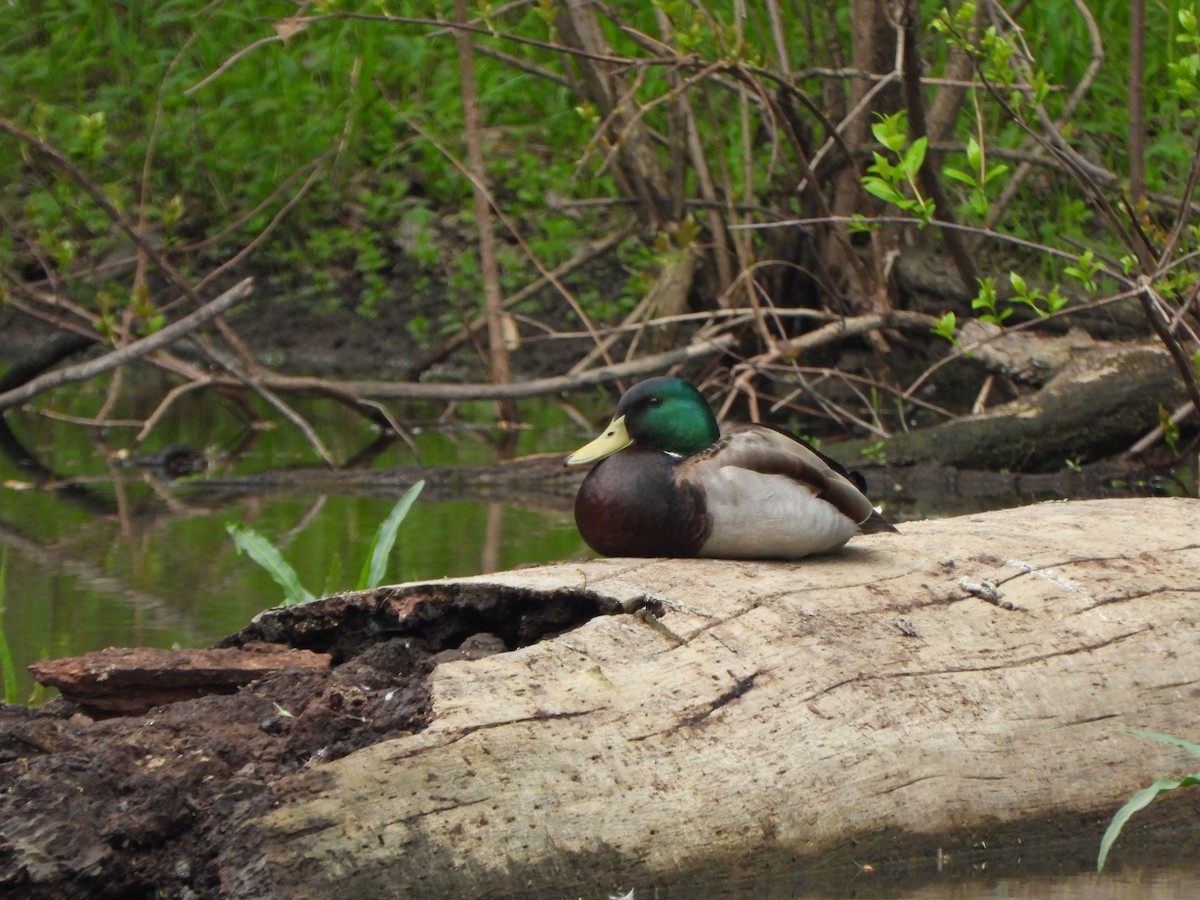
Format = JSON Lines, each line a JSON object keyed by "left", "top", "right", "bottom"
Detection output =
{"left": 30, "top": 643, "right": 330, "bottom": 717}
{"left": 837, "top": 342, "right": 1186, "bottom": 470}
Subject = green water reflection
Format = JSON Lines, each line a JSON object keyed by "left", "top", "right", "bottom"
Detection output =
{"left": 0, "top": 372, "right": 590, "bottom": 703}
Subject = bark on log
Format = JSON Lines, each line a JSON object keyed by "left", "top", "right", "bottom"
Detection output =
{"left": 29, "top": 644, "right": 330, "bottom": 717}
{"left": 840, "top": 342, "right": 1186, "bottom": 469}
{"left": 217, "top": 497, "right": 1200, "bottom": 897}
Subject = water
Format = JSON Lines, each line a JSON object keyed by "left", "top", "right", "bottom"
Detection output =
{"left": 0, "top": 374, "right": 587, "bottom": 702}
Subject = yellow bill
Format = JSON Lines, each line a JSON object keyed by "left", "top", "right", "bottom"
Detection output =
{"left": 565, "top": 416, "right": 633, "bottom": 465}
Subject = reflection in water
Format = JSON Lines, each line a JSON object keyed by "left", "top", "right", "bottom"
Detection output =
{"left": 642, "top": 819, "right": 1200, "bottom": 898}
{"left": 0, "top": 389, "right": 585, "bottom": 702}
{"left": 901, "top": 867, "right": 1200, "bottom": 899}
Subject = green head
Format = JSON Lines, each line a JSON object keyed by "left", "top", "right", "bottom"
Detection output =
{"left": 565, "top": 377, "right": 720, "bottom": 465}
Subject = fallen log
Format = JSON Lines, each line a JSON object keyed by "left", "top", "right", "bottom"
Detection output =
{"left": 219, "top": 497, "right": 1199, "bottom": 897}
{"left": 839, "top": 342, "right": 1187, "bottom": 469}
{"left": 4, "top": 498, "right": 1198, "bottom": 898}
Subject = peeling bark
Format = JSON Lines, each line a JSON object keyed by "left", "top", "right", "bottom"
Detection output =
{"left": 29, "top": 644, "right": 330, "bottom": 717}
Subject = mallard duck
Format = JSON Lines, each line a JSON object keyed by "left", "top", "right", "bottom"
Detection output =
{"left": 565, "top": 377, "right": 897, "bottom": 558}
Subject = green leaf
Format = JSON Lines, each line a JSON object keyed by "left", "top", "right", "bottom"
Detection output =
{"left": 982, "top": 163, "right": 1009, "bottom": 183}
{"left": 226, "top": 523, "right": 315, "bottom": 605}
{"left": 943, "top": 167, "right": 978, "bottom": 187}
{"left": 1009, "top": 272, "right": 1028, "bottom": 295}
{"left": 871, "top": 113, "right": 908, "bottom": 153}
{"left": 965, "top": 136, "right": 981, "bottom": 172}
{"left": 863, "top": 178, "right": 907, "bottom": 206}
{"left": 358, "top": 480, "right": 426, "bottom": 590}
{"left": 867, "top": 151, "right": 898, "bottom": 180}
{"left": 1045, "top": 286, "right": 1069, "bottom": 314}
{"left": 846, "top": 214, "right": 878, "bottom": 234}
{"left": 1122, "top": 729, "right": 1200, "bottom": 757}
{"left": 901, "top": 137, "right": 927, "bottom": 178}
{"left": 931, "top": 311, "right": 958, "bottom": 345}
{"left": 1097, "top": 775, "right": 1200, "bottom": 871}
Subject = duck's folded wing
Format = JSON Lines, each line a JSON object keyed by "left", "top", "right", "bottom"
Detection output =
{"left": 698, "top": 426, "right": 892, "bottom": 530}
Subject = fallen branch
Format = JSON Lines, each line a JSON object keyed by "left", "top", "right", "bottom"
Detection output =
{"left": 217, "top": 332, "right": 738, "bottom": 402}
{"left": 748, "top": 309, "right": 939, "bottom": 366}
{"left": 0, "top": 278, "right": 254, "bottom": 412}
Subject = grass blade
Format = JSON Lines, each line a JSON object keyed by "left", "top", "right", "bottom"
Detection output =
{"left": 226, "top": 523, "right": 315, "bottom": 605}
{"left": 1120, "top": 728, "right": 1200, "bottom": 757}
{"left": 0, "top": 551, "right": 16, "bottom": 705}
{"left": 359, "top": 480, "right": 425, "bottom": 589}
{"left": 1097, "top": 775, "right": 1199, "bottom": 871}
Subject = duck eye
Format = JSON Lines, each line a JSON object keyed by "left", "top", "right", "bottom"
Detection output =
{"left": 647, "top": 396, "right": 662, "bottom": 407}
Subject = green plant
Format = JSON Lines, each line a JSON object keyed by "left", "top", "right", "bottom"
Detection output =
{"left": 1008, "top": 272, "right": 1069, "bottom": 318}
{"left": 931, "top": 311, "right": 959, "bottom": 346}
{"left": 1158, "top": 405, "right": 1182, "bottom": 455}
{"left": 942, "top": 136, "right": 1009, "bottom": 218}
{"left": 1097, "top": 729, "right": 1200, "bottom": 872}
{"left": 227, "top": 480, "right": 425, "bottom": 606}
{"left": 860, "top": 440, "right": 888, "bottom": 464}
{"left": 0, "top": 551, "right": 16, "bottom": 705}
{"left": 862, "top": 111, "right": 936, "bottom": 224}
{"left": 970, "top": 277, "right": 1011, "bottom": 326}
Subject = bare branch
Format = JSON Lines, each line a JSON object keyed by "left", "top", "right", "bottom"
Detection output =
{"left": 0, "top": 278, "right": 254, "bottom": 411}
{"left": 208, "top": 333, "right": 739, "bottom": 403}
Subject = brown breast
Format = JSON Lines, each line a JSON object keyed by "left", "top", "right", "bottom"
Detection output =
{"left": 574, "top": 446, "right": 710, "bottom": 558}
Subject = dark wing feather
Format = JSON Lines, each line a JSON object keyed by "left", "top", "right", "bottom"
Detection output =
{"left": 757, "top": 424, "right": 869, "bottom": 491}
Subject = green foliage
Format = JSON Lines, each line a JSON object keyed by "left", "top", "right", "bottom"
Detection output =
{"left": 1097, "top": 730, "right": 1200, "bottom": 872}
{"left": 226, "top": 523, "right": 317, "bottom": 606}
{"left": 1008, "top": 272, "right": 1069, "bottom": 318}
{"left": 1171, "top": 7, "right": 1200, "bottom": 114}
{"left": 970, "top": 277, "right": 1011, "bottom": 325}
{"left": 0, "top": 552, "right": 16, "bottom": 705}
{"left": 4, "top": 0, "right": 1199, "bottom": 409}
{"left": 860, "top": 439, "right": 888, "bottom": 464}
{"left": 942, "top": 137, "right": 1009, "bottom": 217}
{"left": 357, "top": 480, "right": 426, "bottom": 591}
{"left": 1064, "top": 250, "right": 1102, "bottom": 294}
{"left": 863, "top": 112, "right": 935, "bottom": 223}
{"left": 226, "top": 480, "right": 425, "bottom": 606}
{"left": 0, "top": 1, "right": 594, "bottom": 320}
{"left": 930, "top": 311, "right": 959, "bottom": 346}
{"left": 1158, "top": 405, "right": 1182, "bottom": 454}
